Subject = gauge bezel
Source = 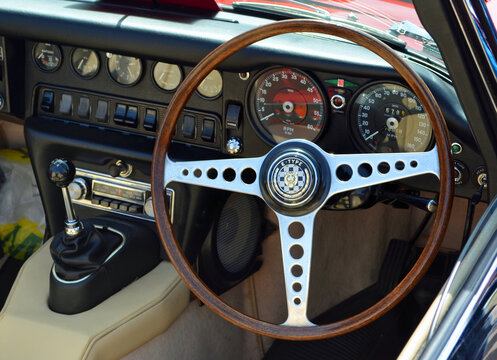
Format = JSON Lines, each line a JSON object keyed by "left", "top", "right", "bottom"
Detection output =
{"left": 347, "top": 80, "right": 435, "bottom": 153}
{"left": 195, "top": 69, "right": 223, "bottom": 100}
{"left": 246, "top": 66, "right": 329, "bottom": 145}
{"left": 32, "top": 43, "right": 62, "bottom": 73}
{"left": 106, "top": 54, "right": 143, "bottom": 87}
{"left": 151, "top": 61, "right": 183, "bottom": 93}
{"left": 70, "top": 48, "right": 100, "bottom": 79}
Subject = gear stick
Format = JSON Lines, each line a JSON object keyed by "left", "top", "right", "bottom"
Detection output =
{"left": 47, "top": 158, "right": 160, "bottom": 314}
{"left": 48, "top": 158, "right": 82, "bottom": 236}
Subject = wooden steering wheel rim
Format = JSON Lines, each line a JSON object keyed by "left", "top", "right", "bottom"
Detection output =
{"left": 152, "top": 19, "right": 454, "bottom": 340}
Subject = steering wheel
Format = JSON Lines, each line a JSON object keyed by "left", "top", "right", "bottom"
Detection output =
{"left": 151, "top": 19, "right": 453, "bottom": 340}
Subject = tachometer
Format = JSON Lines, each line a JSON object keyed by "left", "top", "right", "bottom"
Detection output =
{"left": 250, "top": 67, "right": 326, "bottom": 144}
{"left": 350, "top": 82, "right": 432, "bottom": 152}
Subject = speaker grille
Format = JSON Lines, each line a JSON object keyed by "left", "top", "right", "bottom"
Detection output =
{"left": 215, "top": 194, "right": 261, "bottom": 273}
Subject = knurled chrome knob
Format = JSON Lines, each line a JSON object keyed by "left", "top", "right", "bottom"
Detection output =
{"left": 68, "top": 178, "right": 88, "bottom": 200}
{"left": 226, "top": 137, "right": 242, "bottom": 155}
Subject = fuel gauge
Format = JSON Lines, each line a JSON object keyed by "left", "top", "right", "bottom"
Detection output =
{"left": 33, "top": 43, "right": 62, "bottom": 72}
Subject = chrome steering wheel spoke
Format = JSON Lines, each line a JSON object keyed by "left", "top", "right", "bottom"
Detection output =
{"left": 277, "top": 212, "right": 317, "bottom": 327}
{"left": 327, "top": 146, "right": 440, "bottom": 197}
{"left": 164, "top": 155, "right": 265, "bottom": 197}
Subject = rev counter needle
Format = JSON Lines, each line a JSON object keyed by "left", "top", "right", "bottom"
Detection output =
{"left": 260, "top": 112, "right": 274, "bottom": 121}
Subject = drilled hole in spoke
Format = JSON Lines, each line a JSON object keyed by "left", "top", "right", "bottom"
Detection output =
{"left": 336, "top": 165, "right": 353, "bottom": 181}
{"left": 395, "top": 161, "right": 405, "bottom": 170}
{"left": 193, "top": 169, "right": 202, "bottom": 178}
{"left": 358, "top": 163, "right": 373, "bottom": 177}
{"left": 223, "top": 168, "right": 236, "bottom": 182}
{"left": 207, "top": 168, "right": 218, "bottom": 180}
{"left": 291, "top": 265, "right": 303, "bottom": 277}
{"left": 290, "top": 244, "right": 304, "bottom": 259}
{"left": 241, "top": 168, "right": 257, "bottom": 184}
{"left": 288, "top": 222, "right": 305, "bottom": 239}
{"left": 410, "top": 160, "right": 418, "bottom": 168}
{"left": 294, "top": 298, "right": 302, "bottom": 305}
{"left": 292, "top": 282, "right": 302, "bottom": 292}
{"left": 182, "top": 169, "right": 189, "bottom": 176}
{"left": 378, "top": 162, "right": 390, "bottom": 174}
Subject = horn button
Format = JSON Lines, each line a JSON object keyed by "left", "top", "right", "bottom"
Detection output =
{"left": 267, "top": 152, "right": 318, "bottom": 207}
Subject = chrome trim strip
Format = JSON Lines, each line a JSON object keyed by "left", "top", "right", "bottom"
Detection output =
{"left": 75, "top": 168, "right": 151, "bottom": 189}
{"left": 418, "top": 195, "right": 497, "bottom": 359}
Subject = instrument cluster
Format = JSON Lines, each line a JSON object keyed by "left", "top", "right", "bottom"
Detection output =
{"left": 32, "top": 41, "right": 434, "bottom": 155}
{"left": 247, "top": 66, "right": 434, "bottom": 154}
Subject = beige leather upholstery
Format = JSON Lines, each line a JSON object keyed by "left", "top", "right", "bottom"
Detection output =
{"left": 0, "top": 239, "right": 189, "bottom": 360}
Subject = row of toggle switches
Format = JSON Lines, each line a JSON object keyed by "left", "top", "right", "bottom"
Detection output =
{"left": 38, "top": 87, "right": 221, "bottom": 149}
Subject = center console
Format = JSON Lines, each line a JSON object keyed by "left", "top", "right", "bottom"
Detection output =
{"left": 0, "top": 159, "right": 189, "bottom": 359}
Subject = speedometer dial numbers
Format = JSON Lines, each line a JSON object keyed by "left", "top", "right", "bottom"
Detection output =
{"left": 250, "top": 68, "right": 326, "bottom": 144}
{"left": 350, "top": 83, "right": 432, "bottom": 153}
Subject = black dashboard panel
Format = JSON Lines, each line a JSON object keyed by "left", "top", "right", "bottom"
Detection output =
{"left": 0, "top": 0, "right": 489, "bottom": 227}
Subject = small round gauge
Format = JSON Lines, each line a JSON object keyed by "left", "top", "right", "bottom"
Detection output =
{"left": 153, "top": 62, "right": 182, "bottom": 91}
{"left": 33, "top": 43, "right": 62, "bottom": 72}
{"left": 106, "top": 53, "right": 142, "bottom": 86}
{"left": 249, "top": 67, "right": 326, "bottom": 144}
{"left": 71, "top": 48, "right": 100, "bottom": 79}
{"left": 197, "top": 69, "right": 223, "bottom": 98}
{"left": 350, "top": 82, "right": 432, "bottom": 153}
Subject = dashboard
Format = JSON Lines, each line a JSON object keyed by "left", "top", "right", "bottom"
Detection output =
{"left": 0, "top": 0, "right": 488, "bottom": 235}
{"left": 28, "top": 42, "right": 434, "bottom": 154}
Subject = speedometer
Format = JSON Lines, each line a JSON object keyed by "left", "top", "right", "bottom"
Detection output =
{"left": 350, "top": 82, "right": 432, "bottom": 153}
{"left": 249, "top": 67, "right": 327, "bottom": 144}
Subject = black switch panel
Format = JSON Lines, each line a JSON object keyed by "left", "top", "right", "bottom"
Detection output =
{"left": 143, "top": 108, "right": 157, "bottom": 131}
{"left": 201, "top": 118, "right": 215, "bottom": 142}
{"left": 35, "top": 86, "right": 221, "bottom": 150}
{"left": 114, "top": 103, "right": 127, "bottom": 124}
{"left": 40, "top": 90, "right": 54, "bottom": 112}
{"left": 125, "top": 105, "right": 138, "bottom": 127}
{"left": 182, "top": 115, "right": 196, "bottom": 139}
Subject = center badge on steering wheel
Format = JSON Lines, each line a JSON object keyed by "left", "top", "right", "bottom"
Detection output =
{"left": 267, "top": 153, "right": 318, "bottom": 207}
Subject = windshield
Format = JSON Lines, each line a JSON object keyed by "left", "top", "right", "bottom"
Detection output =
{"left": 218, "top": 0, "right": 444, "bottom": 64}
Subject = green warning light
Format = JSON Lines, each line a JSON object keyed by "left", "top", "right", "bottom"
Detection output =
{"left": 325, "top": 78, "right": 359, "bottom": 88}
{"left": 451, "top": 142, "right": 462, "bottom": 155}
